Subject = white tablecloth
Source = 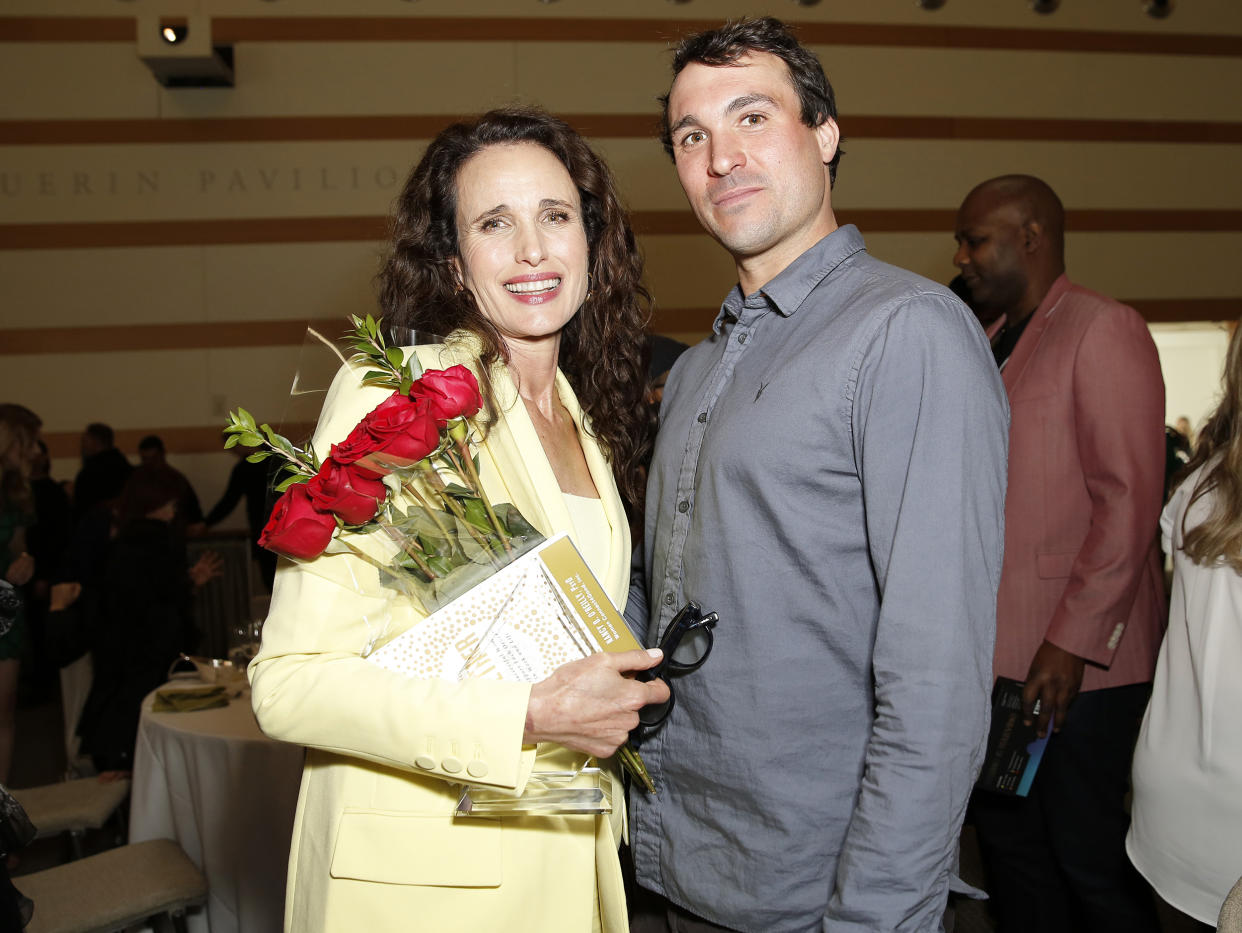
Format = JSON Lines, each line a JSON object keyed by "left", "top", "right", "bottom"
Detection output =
{"left": 129, "top": 682, "right": 304, "bottom": 933}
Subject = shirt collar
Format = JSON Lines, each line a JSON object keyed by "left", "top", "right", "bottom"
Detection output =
{"left": 713, "top": 225, "right": 867, "bottom": 335}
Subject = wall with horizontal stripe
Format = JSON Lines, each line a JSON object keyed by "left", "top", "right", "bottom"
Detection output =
{"left": 2, "top": 1, "right": 1241, "bottom": 515}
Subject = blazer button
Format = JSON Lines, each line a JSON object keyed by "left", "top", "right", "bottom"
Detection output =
{"left": 467, "top": 760, "right": 489, "bottom": 778}
{"left": 414, "top": 755, "right": 435, "bottom": 770}
{"left": 442, "top": 756, "right": 463, "bottom": 774}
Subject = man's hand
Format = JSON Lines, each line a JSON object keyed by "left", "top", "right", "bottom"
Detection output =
{"left": 525, "top": 648, "right": 671, "bottom": 758}
{"left": 1022, "top": 639, "right": 1085, "bottom": 738}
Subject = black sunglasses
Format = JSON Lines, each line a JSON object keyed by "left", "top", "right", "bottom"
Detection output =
{"left": 637, "top": 600, "right": 719, "bottom": 729}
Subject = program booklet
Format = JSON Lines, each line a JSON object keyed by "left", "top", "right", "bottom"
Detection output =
{"left": 975, "top": 676, "right": 1052, "bottom": 797}
{"left": 366, "top": 532, "right": 642, "bottom": 683}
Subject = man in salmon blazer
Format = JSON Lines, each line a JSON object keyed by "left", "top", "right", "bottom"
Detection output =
{"left": 954, "top": 175, "right": 1166, "bottom": 933}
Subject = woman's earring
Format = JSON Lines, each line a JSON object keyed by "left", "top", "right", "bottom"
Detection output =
{"left": 584, "top": 272, "right": 594, "bottom": 302}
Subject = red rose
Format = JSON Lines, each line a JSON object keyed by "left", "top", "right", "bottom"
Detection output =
{"left": 307, "top": 459, "right": 387, "bottom": 525}
{"left": 413, "top": 365, "right": 483, "bottom": 424}
{"left": 332, "top": 391, "right": 440, "bottom": 473}
{"left": 258, "top": 484, "right": 337, "bottom": 560}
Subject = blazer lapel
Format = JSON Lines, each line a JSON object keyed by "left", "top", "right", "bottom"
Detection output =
{"left": 471, "top": 359, "right": 629, "bottom": 608}
{"left": 1001, "top": 274, "right": 1072, "bottom": 395}
{"left": 555, "top": 370, "right": 628, "bottom": 606}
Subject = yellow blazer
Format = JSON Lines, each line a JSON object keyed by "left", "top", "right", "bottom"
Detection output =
{"left": 249, "top": 338, "right": 631, "bottom": 933}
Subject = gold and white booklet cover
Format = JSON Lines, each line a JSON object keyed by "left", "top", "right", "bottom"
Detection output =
{"left": 366, "top": 532, "right": 644, "bottom": 816}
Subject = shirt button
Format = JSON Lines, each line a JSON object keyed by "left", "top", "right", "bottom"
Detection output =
{"left": 738, "top": 333, "right": 748, "bottom": 344}
{"left": 677, "top": 500, "right": 689, "bottom": 513}
{"left": 467, "top": 760, "right": 489, "bottom": 779}
{"left": 414, "top": 755, "right": 435, "bottom": 771}
{"left": 664, "top": 593, "right": 675, "bottom": 606}
{"left": 441, "top": 756, "right": 463, "bottom": 773}
{"left": 697, "top": 412, "right": 707, "bottom": 423}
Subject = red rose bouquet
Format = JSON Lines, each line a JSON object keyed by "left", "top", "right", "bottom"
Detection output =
{"left": 222, "top": 315, "right": 542, "bottom": 614}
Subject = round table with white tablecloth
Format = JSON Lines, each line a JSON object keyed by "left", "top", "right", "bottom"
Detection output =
{"left": 129, "top": 681, "right": 304, "bottom": 933}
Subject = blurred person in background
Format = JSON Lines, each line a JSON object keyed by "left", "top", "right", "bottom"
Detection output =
{"left": 204, "top": 446, "right": 277, "bottom": 591}
{"left": 73, "top": 422, "right": 132, "bottom": 524}
{"left": 137, "top": 434, "right": 205, "bottom": 532}
{"left": 75, "top": 465, "right": 221, "bottom": 773}
{"left": 19, "top": 439, "right": 73, "bottom": 702}
{"left": 1128, "top": 321, "right": 1242, "bottom": 931}
{"left": 0, "top": 404, "right": 41, "bottom": 784}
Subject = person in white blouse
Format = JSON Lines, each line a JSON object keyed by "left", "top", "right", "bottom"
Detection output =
{"left": 1128, "top": 320, "right": 1242, "bottom": 930}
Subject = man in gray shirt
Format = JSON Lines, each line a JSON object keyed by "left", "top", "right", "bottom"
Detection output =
{"left": 627, "top": 18, "right": 1009, "bottom": 932}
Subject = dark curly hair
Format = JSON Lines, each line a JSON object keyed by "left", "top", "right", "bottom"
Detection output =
{"left": 658, "top": 16, "right": 844, "bottom": 186}
{"left": 377, "top": 107, "right": 654, "bottom": 518}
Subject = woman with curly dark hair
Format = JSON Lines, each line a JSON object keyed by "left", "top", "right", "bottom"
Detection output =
{"left": 378, "top": 107, "right": 654, "bottom": 517}
{"left": 251, "top": 108, "right": 669, "bottom": 933}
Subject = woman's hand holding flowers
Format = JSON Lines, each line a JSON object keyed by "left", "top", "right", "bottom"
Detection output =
{"left": 523, "top": 648, "right": 670, "bottom": 758}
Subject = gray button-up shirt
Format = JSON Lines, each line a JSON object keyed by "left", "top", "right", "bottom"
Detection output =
{"left": 627, "top": 226, "right": 1009, "bottom": 933}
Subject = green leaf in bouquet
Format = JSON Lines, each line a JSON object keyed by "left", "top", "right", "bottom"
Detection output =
{"left": 260, "top": 424, "right": 292, "bottom": 450}
{"left": 361, "top": 370, "right": 390, "bottom": 385}
{"left": 223, "top": 434, "right": 241, "bottom": 449}
{"left": 399, "top": 375, "right": 413, "bottom": 395}
{"left": 273, "top": 473, "right": 304, "bottom": 493}
{"left": 426, "top": 554, "right": 454, "bottom": 577}
{"left": 460, "top": 497, "right": 491, "bottom": 532}
{"left": 237, "top": 407, "right": 258, "bottom": 432}
{"left": 239, "top": 432, "right": 264, "bottom": 448}
{"left": 494, "top": 503, "right": 541, "bottom": 541}
{"left": 428, "top": 558, "right": 495, "bottom": 608}
{"left": 385, "top": 346, "right": 404, "bottom": 368}
{"left": 441, "top": 482, "right": 473, "bottom": 499}
{"left": 413, "top": 528, "right": 451, "bottom": 561}
{"left": 245, "top": 452, "right": 268, "bottom": 464}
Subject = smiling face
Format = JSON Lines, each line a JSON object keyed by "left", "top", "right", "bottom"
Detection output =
{"left": 666, "top": 52, "right": 839, "bottom": 292}
{"left": 453, "top": 142, "right": 590, "bottom": 353}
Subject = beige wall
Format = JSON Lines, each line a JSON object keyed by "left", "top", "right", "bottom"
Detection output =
{"left": 2, "top": 0, "right": 1241, "bottom": 516}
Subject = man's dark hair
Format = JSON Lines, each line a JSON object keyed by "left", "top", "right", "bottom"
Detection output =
{"left": 138, "top": 434, "right": 165, "bottom": 454}
{"left": 84, "top": 422, "right": 114, "bottom": 448}
{"left": 659, "top": 16, "right": 844, "bottom": 185}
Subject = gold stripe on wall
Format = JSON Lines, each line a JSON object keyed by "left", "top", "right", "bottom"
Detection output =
{"left": 1127, "top": 298, "right": 1241, "bottom": 322}
{"left": 3, "top": 210, "right": 1242, "bottom": 251}
{"left": 0, "top": 217, "right": 387, "bottom": 250}
{"left": 4, "top": 114, "right": 1241, "bottom": 145}
{"left": 42, "top": 423, "right": 317, "bottom": 459}
{"left": 3, "top": 16, "right": 1241, "bottom": 57}
{"left": 0, "top": 319, "right": 345, "bottom": 356}
{"left": 4, "top": 299, "right": 1238, "bottom": 362}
